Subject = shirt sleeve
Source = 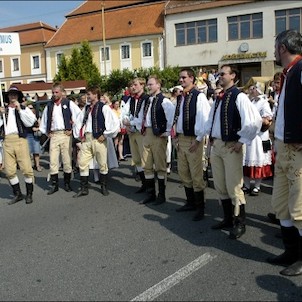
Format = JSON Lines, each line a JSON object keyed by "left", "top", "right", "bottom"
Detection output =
{"left": 195, "top": 93, "right": 211, "bottom": 141}
{"left": 19, "top": 107, "right": 37, "bottom": 127}
{"left": 162, "top": 97, "right": 176, "bottom": 135}
{"left": 39, "top": 106, "right": 48, "bottom": 134}
{"left": 103, "top": 104, "right": 120, "bottom": 138}
{"left": 236, "top": 92, "right": 262, "bottom": 145}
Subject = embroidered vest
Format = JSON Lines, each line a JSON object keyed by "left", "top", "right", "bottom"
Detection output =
{"left": 91, "top": 101, "right": 105, "bottom": 139}
{"left": 182, "top": 88, "right": 199, "bottom": 136}
{"left": 219, "top": 86, "right": 241, "bottom": 142}
{"left": 46, "top": 99, "right": 72, "bottom": 133}
{"left": 149, "top": 93, "right": 167, "bottom": 136}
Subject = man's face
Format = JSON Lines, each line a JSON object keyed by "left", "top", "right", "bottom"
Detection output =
{"left": 218, "top": 67, "right": 235, "bottom": 88}
{"left": 8, "top": 92, "right": 18, "bottom": 102}
{"left": 274, "top": 42, "right": 283, "bottom": 67}
{"left": 147, "top": 78, "right": 160, "bottom": 96}
{"left": 52, "top": 87, "right": 63, "bottom": 101}
{"left": 132, "top": 80, "right": 144, "bottom": 95}
{"left": 87, "top": 91, "right": 98, "bottom": 103}
{"left": 179, "top": 71, "right": 194, "bottom": 89}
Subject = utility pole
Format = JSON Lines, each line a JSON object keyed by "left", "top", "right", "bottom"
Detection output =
{"left": 101, "top": 0, "right": 107, "bottom": 76}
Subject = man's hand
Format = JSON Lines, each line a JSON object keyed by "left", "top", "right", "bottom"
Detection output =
{"left": 65, "top": 130, "right": 72, "bottom": 136}
{"left": 189, "top": 140, "right": 200, "bottom": 153}
{"left": 97, "top": 134, "right": 106, "bottom": 143}
{"left": 229, "top": 142, "right": 243, "bottom": 153}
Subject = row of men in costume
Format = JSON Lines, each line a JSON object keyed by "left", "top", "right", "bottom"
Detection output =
{"left": 1, "top": 29, "right": 302, "bottom": 277}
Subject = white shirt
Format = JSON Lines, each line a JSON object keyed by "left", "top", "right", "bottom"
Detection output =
{"left": 0, "top": 107, "right": 36, "bottom": 135}
{"left": 39, "top": 100, "right": 82, "bottom": 134}
{"left": 205, "top": 91, "right": 262, "bottom": 145}
{"left": 74, "top": 103, "right": 120, "bottom": 139}
{"left": 175, "top": 92, "right": 211, "bottom": 142}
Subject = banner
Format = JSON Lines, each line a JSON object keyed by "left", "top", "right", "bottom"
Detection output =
{"left": 0, "top": 32, "right": 21, "bottom": 55}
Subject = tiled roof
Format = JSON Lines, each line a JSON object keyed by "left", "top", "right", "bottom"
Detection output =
{"left": 66, "top": 0, "right": 147, "bottom": 17}
{"left": 46, "top": 1, "right": 165, "bottom": 48}
{"left": 165, "top": 0, "right": 254, "bottom": 15}
{"left": 0, "top": 22, "right": 56, "bottom": 46}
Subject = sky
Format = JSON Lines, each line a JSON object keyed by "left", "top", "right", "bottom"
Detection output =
{"left": 0, "top": 1, "right": 84, "bottom": 29}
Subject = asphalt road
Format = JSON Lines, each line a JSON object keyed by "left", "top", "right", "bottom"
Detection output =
{"left": 0, "top": 154, "right": 301, "bottom": 301}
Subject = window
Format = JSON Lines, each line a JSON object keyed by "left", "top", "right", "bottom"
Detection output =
{"left": 101, "top": 47, "right": 110, "bottom": 61}
{"left": 56, "top": 53, "right": 63, "bottom": 67}
{"left": 32, "top": 55, "right": 40, "bottom": 69}
{"left": 228, "top": 13, "right": 263, "bottom": 40}
{"left": 121, "top": 45, "right": 130, "bottom": 59}
{"left": 0, "top": 60, "right": 3, "bottom": 73}
{"left": 142, "top": 42, "right": 152, "bottom": 57}
{"left": 175, "top": 19, "right": 217, "bottom": 46}
{"left": 12, "top": 58, "right": 19, "bottom": 71}
{"left": 275, "top": 8, "right": 302, "bottom": 35}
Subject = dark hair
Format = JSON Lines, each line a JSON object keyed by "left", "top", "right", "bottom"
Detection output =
{"left": 86, "top": 86, "right": 101, "bottom": 100}
{"left": 180, "top": 68, "right": 196, "bottom": 82}
{"left": 273, "top": 72, "right": 282, "bottom": 81}
{"left": 275, "top": 29, "right": 302, "bottom": 55}
{"left": 220, "top": 64, "right": 239, "bottom": 82}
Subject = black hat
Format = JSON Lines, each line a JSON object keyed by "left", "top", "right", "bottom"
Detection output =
{"left": 5, "top": 86, "right": 24, "bottom": 102}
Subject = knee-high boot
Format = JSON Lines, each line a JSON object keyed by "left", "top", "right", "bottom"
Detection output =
{"left": 25, "top": 182, "right": 34, "bottom": 204}
{"left": 176, "top": 187, "right": 196, "bottom": 212}
{"left": 229, "top": 204, "right": 246, "bottom": 239}
{"left": 211, "top": 199, "right": 234, "bottom": 230}
{"left": 100, "top": 174, "right": 109, "bottom": 196}
{"left": 73, "top": 176, "right": 89, "bottom": 198}
{"left": 8, "top": 183, "right": 24, "bottom": 205}
{"left": 153, "top": 178, "right": 166, "bottom": 205}
{"left": 48, "top": 174, "right": 59, "bottom": 195}
{"left": 280, "top": 234, "right": 302, "bottom": 276}
{"left": 267, "top": 226, "right": 299, "bottom": 266}
{"left": 64, "top": 172, "right": 72, "bottom": 192}
{"left": 192, "top": 190, "right": 205, "bottom": 221}
{"left": 139, "top": 179, "right": 156, "bottom": 204}
{"left": 136, "top": 171, "right": 146, "bottom": 193}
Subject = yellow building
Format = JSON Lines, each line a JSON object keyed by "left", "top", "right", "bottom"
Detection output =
{"left": 45, "top": 0, "right": 166, "bottom": 81}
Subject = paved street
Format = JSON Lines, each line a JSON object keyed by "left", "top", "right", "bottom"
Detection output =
{"left": 0, "top": 154, "right": 301, "bottom": 301}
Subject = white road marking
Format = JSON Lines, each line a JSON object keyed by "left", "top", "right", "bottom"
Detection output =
{"left": 131, "top": 252, "right": 216, "bottom": 301}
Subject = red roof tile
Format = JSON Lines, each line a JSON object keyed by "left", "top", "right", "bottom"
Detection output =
{"left": 0, "top": 22, "right": 56, "bottom": 45}
{"left": 46, "top": 1, "right": 165, "bottom": 47}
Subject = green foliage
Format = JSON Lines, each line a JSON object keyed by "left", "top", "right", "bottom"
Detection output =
{"left": 53, "top": 40, "right": 181, "bottom": 97}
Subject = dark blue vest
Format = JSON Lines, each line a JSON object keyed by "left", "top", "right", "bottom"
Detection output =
{"left": 283, "top": 59, "right": 302, "bottom": 143}
{"left": 150, "top": 93, "right": 167, "bottom": 136}
{"left": 91, "top": 101, "right": 106, "bottom": 139}
{"left": 220, "top": 86, "right": 241, "bottom": 142}
{"left": 46, "top": 99, "right": 72, "bottom": 133}
{"left": 182, "top": 88, "right": 199, "bottom": 136}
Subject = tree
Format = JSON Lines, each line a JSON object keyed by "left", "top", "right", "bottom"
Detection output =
{"left": 53, "top": 54, "right": 69, "bottom": 82}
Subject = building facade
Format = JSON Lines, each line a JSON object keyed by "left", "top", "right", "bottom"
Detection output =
{"left": 165, "top": 0, "right": 302, "bottom": 85}
{"left": 0, "top": 22, "right": 57, "bottom": 91}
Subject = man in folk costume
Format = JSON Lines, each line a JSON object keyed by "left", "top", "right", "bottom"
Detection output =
{"left": 267, "top": 30, "right": 302, "bottom": 277}
{"left": 174, "top": 68, "right": 211, "bottom": 221}
{"left": 205, "top": 65, "right": 262, "bottom": 239}
{"left": 138, "top": 75, "right": 175, "bottom": 205}
{"left": 122, "top": 78, "right": 149, "bottom": 193}
{"left": 0, "top": 86, "right": 37, "bottom": 204}
{"left": 73, "top": 86, "right": 119, "bottom": 197}
{"left": 40, "top": 83, "right": 82, "bottom": 195}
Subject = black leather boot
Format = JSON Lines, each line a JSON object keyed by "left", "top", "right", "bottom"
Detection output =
{"left": 153, "top": 178, "right": 166, "bottom": 205}
{"left": 73, "top": 176, "right": 89, "bottom": 197}
{"left": 176, "top": 187, "right": 196, "bottom": 212}
{"left": 100, "top": 174, "right": 109, "bottom": 196}
{"left": 8, "top": 183, "right": 24, "bottom": 205}
{"left": 267, "top": 226, "right": 299, "bottom": 266}
{"left": 64, "top": 172, "right": 72, "bottom": 192}
{"left": 139, "top": 178, "right": 156, "bottom": 204}
{"left": 25, "top": 182, "right": 34, "bottom": 204}
{"left": 192, "top": 190, "right": 205, "bottom": 221}
{"left": 211, "top": 199, "right": 233, "bottom": 230}
{"left": 136, "top": 171, "right": 146, "bottom": 193}
{"left": 47, "top": 174, "right": 59, "bottom": 195}
{"left": 229, "top": 204, "right": 246, "bottom": 239}
{"left": 280, "top": 235, "right": 302, "bottom": 276}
